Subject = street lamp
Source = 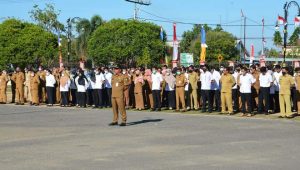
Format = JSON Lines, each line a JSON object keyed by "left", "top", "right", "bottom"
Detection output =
{"left": 67, "top": 17, "right": 82, "bottom": 64}
{"left": 281, "top": 1, "right": 300, "bottom": 64}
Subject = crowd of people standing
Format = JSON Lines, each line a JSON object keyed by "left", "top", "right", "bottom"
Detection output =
{"left": 0, "top": 63, "right": 300, "bottom": 121}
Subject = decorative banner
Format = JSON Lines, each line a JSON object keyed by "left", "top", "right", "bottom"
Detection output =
{"left": 260, "top": 59, "right": 266, "bottom": 67}
{"left": 295, "top": 16, "right": 300, "bottom": 27}
{"left": 160, "top": 26, "right": 164, "bottom": 41}
{"left": 172, "top": 23, "right": 178, "bottom": 68}
{"left": 180, "top": 53, "right": 194, "bottom": 67}
{"left": 250, "top": 44, "right": 254, "bottom": 65}
{"left": 58, "top": 32, "right": 63, "bottom": 68}
{"left": 228, "top": 61, "right": 234, "bottom": 67}
{"left": 200, "top": 26, "right": 208, "bottom": 62}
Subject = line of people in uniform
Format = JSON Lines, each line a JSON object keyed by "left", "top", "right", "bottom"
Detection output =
{"left": 0, "top": 63, "right": 300, "bottom": 124}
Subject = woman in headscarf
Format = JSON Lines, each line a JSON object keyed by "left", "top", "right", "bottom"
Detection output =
{"left": 60, "top": 71, "right": 70, "bottom": 107}
{"left": 144, "top": 69, "right": 153, "bottom": 110}
{"left": 75, "top": 69, "right": 89, "bottom": 108}
{"left": 134, "top": 70, "right": 145, "bottom": 110}
{"left": 164, "top": 69, "right": 176, "bottom": 110}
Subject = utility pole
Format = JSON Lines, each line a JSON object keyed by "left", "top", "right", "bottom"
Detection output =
{"left": 243, "top": 16, "right": 246, "bottom": 64}
{"left": 125, "top": 0, "right": 151, "bottom": 20}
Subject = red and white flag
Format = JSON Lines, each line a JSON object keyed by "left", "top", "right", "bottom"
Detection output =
{"left": 295, "top": 16, "right": 300, "bottom": 26}
{"left": 172, "top": 23, "right": 178, "bottom": 68}
{"left": 278, "top": 15, "right": 286, "bottom": 25}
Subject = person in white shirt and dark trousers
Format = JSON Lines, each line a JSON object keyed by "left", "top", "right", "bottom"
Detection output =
{"left": 211, "top": 67, "right": 221, "bottom": 112}
{"left": 75, "top": 70, "right": 89, "bottom": 108}
{"left": 59, "top": 71, "right": 70, "bottom": 107}
{"left": 200, "top": 65, "right": 212, "bottom": 113}
{"left": 45, "top": 69, "right": 56, "bottom": 106}
{"left": 258, "top": 67, "right": 273, "bottom": 114}
{"left": 151, "top": 67, "right": 163, "bottom": 111}
{"left": 104, "top": 68, "right": 112, "bottom": 107}
{"left": 232, "top": 67, "right": 240, "bottom": 113}
{"left": 91, "top": 68, "right": 105, "bottom": 108}
{"left": 239, "top": 67, "right": 256, "bottom": 116}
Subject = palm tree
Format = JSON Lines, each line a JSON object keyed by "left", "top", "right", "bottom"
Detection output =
{"left": 75, "top": 15, "right": 104, "bottom": 61}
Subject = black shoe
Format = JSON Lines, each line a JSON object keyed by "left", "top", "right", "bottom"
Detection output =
{"left": 150, "top": 108, "right": 155, "bottom": 112}
{"left": 19, "top": 103, "right": 24, "bottom": 105}
{"left": 278, "top": 116, "right": 286, "bottom": 118}
{"left": 156, "top": 108, "right": 161, "bottom": 112}
{"left": 109, "top": 122, "right": 118, "bottom": 126}
{"left": 119, "top": 123, "right": 126, "bottom": 126}
{"left": 15, "top": 103, "right": 19, "bottom": 105}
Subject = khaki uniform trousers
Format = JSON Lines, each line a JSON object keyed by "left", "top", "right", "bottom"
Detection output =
{"left": 134, "top": 93, "right": 144, "bottom": 109}
{"left": 24, "top": 85, "right": 31, "bottom": 102}
{"left": 31, "top": 89, "right": 39, "bottom": 104}
{"left": 221, "top": 92, "right": 233, "bottom": 113}
{"left": 16, "top": 85, "right": 24, "bottom": 103}
{"left": 0, "top": 87, "right": 7, "bottom": 103}
{"left": 190, "top": 89, "right": 198, "bottom": 109}
{"left": 279, "top": 94, "right": 292, "bottom": 117}
{"left": 176, "top": 87, "right": 185, "bottom": 110}
{"left": 297, "top": 91, "right": 300, "bottom": 114}
{"left": 112, "top": 97, "right": 127, "bottom": 123}
{"left": 124, "top": 87, "right": 130, "bottom": 107}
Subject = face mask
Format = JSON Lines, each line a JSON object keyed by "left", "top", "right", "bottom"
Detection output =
{"left": 122, "top": 71, "right": 126, "bottom": 74}
{"left": 62, "top": 74, "right": 65, "bottom": 77}
{"left": 31, "top": 74, "right": 34, "bottom": 77}
{"left": 39, "top": 68, "right": 42, "bottom": 71}
{"left": 153, "top": 70, "right": 157, "bottom": 74}
{"left": 176, "top": 71, "right": 181, "bottom": 75}
{"left": 46, "top": 72, "right": 50, "bottom": 76}
{"left": 104, "top": 70, "right": 108, "bottom": 73}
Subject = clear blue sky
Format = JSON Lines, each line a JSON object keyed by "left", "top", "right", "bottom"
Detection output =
{"left": 0, "top": 0, "right": 297, "bottom": 55}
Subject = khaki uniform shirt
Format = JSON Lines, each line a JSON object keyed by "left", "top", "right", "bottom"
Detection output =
{"left": 176, "top": 74, "right": 186, "bottom": 87}
{"left": 189, "top": 72, "right": 199, "bottom": 90}
{"left": 0, "top": 74, "right": 9, "bottom": 88}
{"left": 112, "top": 74, "right": 125, "bottom": 98}
{"left": 295, "top": 75, "right": 300, "bottom": 91}
{"left": 15, "top": 72, "right": 25, "bottom": 88}
{"left": 220, "top": 74, "right": 235, "bottom": 93}
{"left": 30, "top": 75, "right": 40, "bottom": 90}
{"left": 252, "top": 71, "right": 260, "bottom": 90}
{"left": 279, "top": 74, "right": 295, "bottom": 95}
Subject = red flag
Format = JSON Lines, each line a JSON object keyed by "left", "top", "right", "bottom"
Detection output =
{"left": 278, "top": 15, "right": 286, "bottom": 25}
{"left": 295, "top": 16, "right": 300, "bottom": 26}
{"left": 173, "top": 23, "right": 177, "bottom": 41}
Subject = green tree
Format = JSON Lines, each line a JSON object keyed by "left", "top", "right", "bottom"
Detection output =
{"left": 88, "top": 19, "right": 165, "bottom": 66}
{"left": 0, "top": 19, "right": 57, "bottom": 69}
{"left": 75, "top": 15, "right": 104, "bottom": 61}
{"left": 273, "top": 31, "right": 282, "bottom": 46}
{"left": 29, "top": 3, "right": 64, "bottom": 33}
{"left": 268, "top": 48, "right": 280, "bottom": 58}
{"left": 180, "top": 25, "right": 238, "bottom": 64}
{"left": 137, "top": 47, "right": 151, "bottom": 68}
{"left": 289, "top": 27, "right": 300, "bottom": 45}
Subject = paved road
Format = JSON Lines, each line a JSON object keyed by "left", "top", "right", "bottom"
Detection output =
{"left": 0, "top": 104, "right": 300, "bottom": 170}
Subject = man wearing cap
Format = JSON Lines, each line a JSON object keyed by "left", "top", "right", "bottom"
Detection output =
{"left": 109, "top": 66, "right": 127, "bottom": 126}
{"left": 220, "top": 67, "right": 236, "bottom": 115}
{"left": 278, "top": 67, "right": 295, "bottom": 118}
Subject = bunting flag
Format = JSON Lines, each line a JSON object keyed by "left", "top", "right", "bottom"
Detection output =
{"left": 200, "top": 26, "right": 207, "bottom": 62}
{"left": 295, "top": 16, "right": 300, "bottom": 27}
{"left": 278, "top": 15, "right": 286, "bottom": 25}
{"left": 250, "top": 44, "right": 254, "bottom": 65}
{"left": 172, "top": 23, "right": 178, "bottom": 68}
{"left": 160, "top": 26, "right": 164, "bottom": 41}
{"left": 58, "top": 32, "right": 63, "bottom": 68}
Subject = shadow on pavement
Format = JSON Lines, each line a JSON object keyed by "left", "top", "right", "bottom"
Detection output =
{"left": 127, "top": 119, "right": 164, "bottom": 126}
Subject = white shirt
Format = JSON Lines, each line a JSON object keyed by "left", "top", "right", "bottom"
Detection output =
{"left": 104, "top": 72, "right": 112, "bottom": 88}
{"left": 184, "top": 73, "right": 189, "bottom": 91}
{"left": 232, "top": 71, "right": 240, "bottom": 89}
{"left": 75, "top": 77, "right": 89, "bottom": 92}
{"left": 93, "top": 73, "right": 105, "bottom": 89}
{"left": 239, "top": 73, "right": 256, "bottom": 93}
{"left": 211, "top": 70, "right": 221, "bottom": 90}
{"left": 200, "top": 71, "right": 212, "bottom": 90}
{"left": 151, "top": 73, "right": 163, "bottom": 90}
{"left": 259, "top": 73, "right": 273, "bottom": 87}
{"left": 60, "top": 80, "right": 71, "bottom": 92}
{"left": 46, "top": 74, "right": 56, "bottom": 87}
{"left": 273, "top": 71, "right": 282, "bottom": 91}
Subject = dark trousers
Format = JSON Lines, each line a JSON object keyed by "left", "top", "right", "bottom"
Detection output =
{"left": 86, "top": 89, "right": 93, "bottom": 106}
{"left": 258, "top": 87, "right": 270, "bottom": 113}
{"left": 166, "top": 91, "right": 175, "bottom": 109}
{"left": 201, "top": 90, "right": 212, "bottom": 112}
{"left": 71, "top": 89, "right": 77, "bottom": 105}
{"left": 61, "top": 91, "right": 69, "bottom": 105}
{"left": 211, "top": 90, "right": 221, "bottom": 111}
{"left": 104, "top": 88, "right": 112, "bottom": 107}
{"left": 92, "top": 89, "right": 103, "bottom": 107}
{"left": 269, "top": 93, "right": 275, "bottom": 111}
{"left": 274, "top": 91, "right": 280, "bottom": 113}
{"left": 11, "top": 82, "right": 16, "bottom": 103}
{"left": 241, "top": 93, "right": 252, "bottom": 113}
{"left": 77, "top": 92, "right": 86, "bottom": 107}
{"left": 185, "top": 90, "right": 191, "bottom": 108}
{"left": 152, "top": 90, "right": 161, "bottom": 110}
{"left": 162, "top": 90, "right": 168, "bottom": 108}
{"left": 46, "top": 87, "right": 55, "bottom": 104}
{"left": 232, "top": 89, "right": 239, "bottom": 112}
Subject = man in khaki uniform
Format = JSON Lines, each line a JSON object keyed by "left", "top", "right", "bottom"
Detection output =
{"left": 188, "top": 68, "right": 199, "bottom": 110}
{"left": 30, "top": 71, "right": 40, "bottom": 106}
{"left": 24, "top": 68, "right": 31, "bottom": 103}
{"left": 11, "top": 67, "right": 25, "bottom": 105}
{"left": 0, "top": 70, "right": 9, "bottom": 104}
{"left": 109, "top": 66, "right": 127, "bottom": 126}
{"left": 279, "top": 67, "right": 295, "bottom": 118}
{"left": 250, "top": 65, "right": 260, "bottom": 110}
{"left": 37, "top": 67, "right": 46, "bottom": 103}
{"left": 220, "top": 67, "right": 236, "bottom": 115}
{"left": 295, "top": 67, "right": 300, "bottom": 115}
{"left": 175, "top": 68, "right": 186, "bottom": 112}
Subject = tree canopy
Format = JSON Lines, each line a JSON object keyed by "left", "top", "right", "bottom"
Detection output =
{"left": 180, "top": 25, "right": 239, "bottom": 64}
{"left": 0, "top": 19, "right": 58, "bottom": 70}
{"left": 88, "top": 19, "right": 165, "bottom": 67}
